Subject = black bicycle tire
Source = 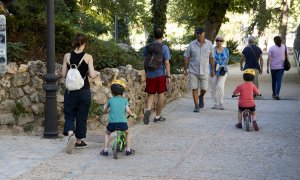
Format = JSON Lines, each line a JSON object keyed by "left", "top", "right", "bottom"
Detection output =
{"left": 113, "top": 139, "right": 118, "bottom": 159}
{"left": 245, "top": 118, "right": 250, "bottom": 131}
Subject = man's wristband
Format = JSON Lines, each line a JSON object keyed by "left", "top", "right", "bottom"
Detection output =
{"left": 166, "top": 75, "right": 171, "bottom": 78}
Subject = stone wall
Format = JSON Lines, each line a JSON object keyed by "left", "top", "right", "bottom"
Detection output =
{"left": 0, "top": 61, "right": 188, "bottom": 135}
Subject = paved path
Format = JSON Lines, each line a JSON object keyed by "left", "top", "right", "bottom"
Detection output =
{"left": 1, "top": 59, "right": 300, "bottom": 180}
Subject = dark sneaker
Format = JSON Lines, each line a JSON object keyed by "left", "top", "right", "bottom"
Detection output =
{"left": 154, "top": 116, "right": 166, "bottom": 123}
{"left": 126, "top": 149, "right": 135, "bottom": 156}
{"left": 235, "top": 123, "right": 242, "bottom": 129}
{"left": 75, "top": 141, "right": 88, "bottom": 149}
{"left": 252, "top": 120, "right": 259, "bottom": 131}
{"left": 272, "top": 94, "right": 276, "bottom": 99}
{"left": 199, "top": 95, "right": 204, "bottom": 108}
{"left": 275, "top": 95, "right": 280, "bottom": 100}
{"left": 193, "top": 105, "right": 200, "bottom": 112}
{"left": 66, "top": 133, "right": 76, "bottom": 154}
{"left": 143, "top": 110, "right": 151, "bottom": 125}
{"left": 100, "top": 149, "right": 108, "bottom": 156}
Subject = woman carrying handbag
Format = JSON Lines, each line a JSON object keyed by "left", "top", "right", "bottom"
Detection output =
{"left": 267, "top": 36, "right": 287, "bottom": 100}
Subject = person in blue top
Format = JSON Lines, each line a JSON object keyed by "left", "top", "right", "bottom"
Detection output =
{"left": 100, "top": 80, "right": 136, "bottom": 156}
{"left": 209, "top": 35, "right": 229, "bottom": 110}
{"left": 142, "top": 27, "right": 171, "bottom": 125}
{"left": 240, "top": 36, "right": 264, "bottom": 88}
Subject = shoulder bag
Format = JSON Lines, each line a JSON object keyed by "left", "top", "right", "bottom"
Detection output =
{"left": 284, "top": 45, "right": 291, "bottom": 71}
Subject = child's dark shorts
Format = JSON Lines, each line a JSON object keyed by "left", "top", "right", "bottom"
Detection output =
{"left": 239, "top": 106, "right": 256, "bottom": 112}
{"left": 106, "top": 122, "right": 128, "bottom": 133}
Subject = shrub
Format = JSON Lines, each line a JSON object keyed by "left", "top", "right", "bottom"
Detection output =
{"left": 169, "top": 49, "right": 185, "bottom": 74}
{"left": 87, "top": 39, "right": 143, "bottom": 70}
{"left": 226, "top": 39, "right": 241, "bottom": 64}
{"left": 7, "top": 42, "right": 27, "bottom": 62}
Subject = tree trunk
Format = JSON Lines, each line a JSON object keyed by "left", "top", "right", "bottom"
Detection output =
{"left": 294, "top": 24, "right": 300, "bottom": 50}
{"left": 147, "top": 0, "right": 169, "bottom": 43}
{"left": 204, "top": 2, "right": 229, "bottom": 42}
{"left": 279, "top": 0, "right": 290, "bottom": 44}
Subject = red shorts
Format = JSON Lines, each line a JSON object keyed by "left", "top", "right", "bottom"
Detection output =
{"left": 145, "top": 76, "right": 167, "bottom": 94}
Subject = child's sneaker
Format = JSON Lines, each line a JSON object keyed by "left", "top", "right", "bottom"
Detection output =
{"left": 66, "top": 133, "right": 76, "bottom": 154}
{"left": 143, "top": 109, "right": 151, "bottom": 125}
{"left": 252, "top": 120, "right": 259, "bottom": 131}
{"left": 75, "top": 141, "right": 88, "bottom": 149}
{"left": 126, "top": 148, "right": 135, "bottom": 156}
{"left": 235, "top": 123, "right": 242, "bottom": 129}
{"left": 154, "top": 116, "right": 166, "bottom": 123}
{"left": 100, "top": 149, "right": 108, "bottom": 156}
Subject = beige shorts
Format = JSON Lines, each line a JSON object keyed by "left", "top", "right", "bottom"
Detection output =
{"left": 188, "top": 73, "right": 208, "bottom": 90}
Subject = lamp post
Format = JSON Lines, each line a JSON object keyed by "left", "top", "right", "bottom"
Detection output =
{"left": 114, "top": 0, "right": 118, "bottom": 42}
{"left": 43, "top": 0, "right": 59, "bottom": 138}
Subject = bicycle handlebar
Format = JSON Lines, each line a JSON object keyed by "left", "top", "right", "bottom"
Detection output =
{"left": 232, "top": 94, "right": 262, "bottom": 98}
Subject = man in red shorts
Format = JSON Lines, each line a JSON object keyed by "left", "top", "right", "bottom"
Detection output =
{"left": 143, "top": 27, "right": 171, "bottom": 125}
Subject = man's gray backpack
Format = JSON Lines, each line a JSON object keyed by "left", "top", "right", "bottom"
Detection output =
{"left": 144, "top": 42, "right": 163, "bottom": 70}
{"left": 65, "top": 53, "right": 87, "bottom": 91}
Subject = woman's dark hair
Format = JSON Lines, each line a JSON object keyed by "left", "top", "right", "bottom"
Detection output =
{"left": 274, "top": 36, "right": 282, "bottom": 47}
{"left": 154, "top": 27, "right": 164, "bottom": 39}
{"left": 243, "top": 73, "right": 254, "bottom": 82}
{"left": 72, "top": 33, "right": 88, "bottom": 49}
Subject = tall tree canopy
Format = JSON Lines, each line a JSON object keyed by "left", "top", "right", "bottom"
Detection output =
{"left": 169, "top": 0, "right": 257, "bottom": 41}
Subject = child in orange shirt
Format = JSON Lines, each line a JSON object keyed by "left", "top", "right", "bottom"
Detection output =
{"left": 233, "top": 69, "right": 260, "bottom": 131}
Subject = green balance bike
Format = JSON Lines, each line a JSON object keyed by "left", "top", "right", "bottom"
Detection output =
{"left": 112, "top": 114, "right": 136, "bottom": 159}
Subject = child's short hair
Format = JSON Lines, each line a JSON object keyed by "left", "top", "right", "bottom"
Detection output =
{"left": 243, "top": 69, "right": 255, "bottom": 81}
{"left": 111, "top": 80, "right": 126, "bottom": 96}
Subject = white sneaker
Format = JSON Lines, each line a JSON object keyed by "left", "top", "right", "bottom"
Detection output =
{"left": 211, "top": 104, "right": 218, "bottom": 109}
{"left": 219, "top": 103, "right": 224, "bottom": 110}
{"left": 66, "top": 134, "right": 76, "bottom": 154}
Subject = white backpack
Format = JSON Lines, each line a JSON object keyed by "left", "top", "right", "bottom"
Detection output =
{"left": 65, "top": 53, "right": 87, "bottom": 91}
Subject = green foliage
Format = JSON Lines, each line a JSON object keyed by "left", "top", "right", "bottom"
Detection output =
{"left": 55, "top": 23, "right": 75, "bottom": 53}
{"left": 11, "top": 100, "right": 29, "bottom": 118}
{"left": 23, "top": 124, "right": 34, "bottom": 132}
{"left": 169, "top": 49, "right": 185, "bottom": 74}
{"left": 169, "top": 0, "right": 259, "bottom": 40}
{"left": 87, "top": 39, "right": 143, "bottom": 70}
{"left": 89, "top": 99, "right": 103, "bottom": 118}
{"left": 7, "top": 42, "right": 27, "bottom": 62}
{"left": 147, "top": 0, "right": 169, "bottom": 43}
{"left": 226, "top": 39, "right": 241, "bottom": 64}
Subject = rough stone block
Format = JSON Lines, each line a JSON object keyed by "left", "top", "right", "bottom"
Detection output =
{"left": 11, "top": 72, "right": 31, "bottom": 87}
{"left": 17, "top": 113, "right": 34, "bottom": 126}
{"left": 0, "top": 113, "right": 15, "bottom": 125}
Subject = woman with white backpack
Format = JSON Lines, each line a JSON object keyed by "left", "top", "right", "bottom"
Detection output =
{"left": 61, "top": 33, "right": 96, "bottom": 154}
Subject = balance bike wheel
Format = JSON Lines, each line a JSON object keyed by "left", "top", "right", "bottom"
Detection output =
{"left": 245, "top": 119, "right": 250, "bottom": 131}
{"left": 113, "top": 140, "right": 118, "bottom": 159}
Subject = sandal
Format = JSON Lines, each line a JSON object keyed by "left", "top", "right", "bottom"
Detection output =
{"left": 126, "top": 148, "right": 135, "bottom": 156}
{"left": 100, "top": 149, "right": 108, "bottom": 156}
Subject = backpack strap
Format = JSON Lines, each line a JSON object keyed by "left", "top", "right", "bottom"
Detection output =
{"left": 67, "top": 53, "right": 86, "bottom": 67}
{"left": 68, "top": 53, "right": 88, "bottom": 80}
{"left": 77, "top": 53, "right": 87, "bottom": 68}
{"left": 67, "top": 53, "right": 71, "bottom": 65}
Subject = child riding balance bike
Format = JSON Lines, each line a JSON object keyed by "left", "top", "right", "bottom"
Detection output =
{"left": 233, "top": 69, "right": 260, "bottom": 131}
{"left": 100, "top": 80, "right": 136, "bottom": 157}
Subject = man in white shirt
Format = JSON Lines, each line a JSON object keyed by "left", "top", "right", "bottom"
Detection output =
{"left": 184, "top": 27, "right": 215, "bottom": 112}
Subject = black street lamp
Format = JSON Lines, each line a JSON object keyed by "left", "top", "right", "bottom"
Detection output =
{"left": 43, "top": 0, "right": 59, "bottom": 138}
